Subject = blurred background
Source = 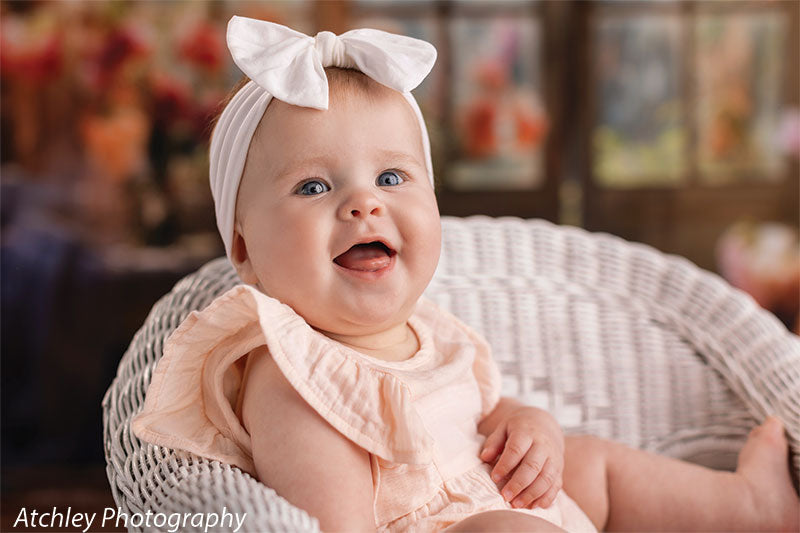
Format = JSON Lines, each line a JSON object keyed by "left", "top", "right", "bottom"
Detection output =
{"left": 1, "top": 0, "right": 798, "bottom": 529}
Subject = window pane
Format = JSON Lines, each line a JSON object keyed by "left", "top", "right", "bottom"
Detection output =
{"left": 696, "top": 12, "right": 787, "bottom": 184}
{"left": 593, "top": 15, "right": 687, "bottom": 187}
{"left": 448, "top": 16, "right": 546, "bottom": 190}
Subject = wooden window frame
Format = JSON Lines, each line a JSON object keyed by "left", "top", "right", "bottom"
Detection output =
{"left": 576, "top": 0, "right": 799, "bottom": 271}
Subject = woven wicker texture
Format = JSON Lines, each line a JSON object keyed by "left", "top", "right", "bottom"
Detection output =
{"left": 102, "top": 216, "right": 800, "bottom": 532}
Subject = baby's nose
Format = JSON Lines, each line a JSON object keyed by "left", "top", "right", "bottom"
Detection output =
{"left": 339, "top": 191, "right": 384, "bottom": 220}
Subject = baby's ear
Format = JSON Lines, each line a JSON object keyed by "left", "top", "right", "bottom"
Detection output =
{"left": 230, "top": 227, "right": 259, "bottom": 286}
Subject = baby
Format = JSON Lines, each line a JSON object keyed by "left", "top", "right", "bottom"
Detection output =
{"left": 133, "top": 16, "right": 800, "bottom": 532}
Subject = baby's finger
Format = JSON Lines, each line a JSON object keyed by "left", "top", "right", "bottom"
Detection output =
{"left": 491, "top": 433, "right": 533, "bottom": 484}
{"left": 510, "top": 479, "right": 550, "bottom": 510}
{"left": 509, "top": 457, "right": 556, "bottom": 506}
{"left": 530, "top": 480, "right": 561, "bottom": 509}
{"left": 497, "top": 444, "right": 544, "bottom": 502}
{"left": 480, "top": 426, "right": 506, "bottom": 463}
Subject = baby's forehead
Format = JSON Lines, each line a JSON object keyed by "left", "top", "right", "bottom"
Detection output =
{"left": 255, "top": 86, "right": 424, "bottom": 159}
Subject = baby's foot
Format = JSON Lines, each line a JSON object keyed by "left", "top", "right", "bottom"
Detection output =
{"left": 736, "top": 416, "right": 800, "bottom": 532}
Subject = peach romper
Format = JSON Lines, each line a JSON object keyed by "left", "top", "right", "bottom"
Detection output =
{"left": 132, "top": 285, "right": 596, "bottom": 532}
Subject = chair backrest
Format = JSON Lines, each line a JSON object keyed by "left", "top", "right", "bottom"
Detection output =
{"left": 427, "top": 217, "right": 798, "bottom": 473}
{"left": 102, "top": 216, "right": 800, "bottom": 530}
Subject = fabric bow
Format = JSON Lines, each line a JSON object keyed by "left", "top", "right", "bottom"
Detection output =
{"left": 227, "top": 16, "right": 437, "bottom": 110}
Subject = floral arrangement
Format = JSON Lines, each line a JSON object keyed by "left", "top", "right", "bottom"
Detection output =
{"left": 0, "top": 2, "right": 258, "bottom": 247}
{"left": 716, "top": 219, "right": 800, "bottom": 334}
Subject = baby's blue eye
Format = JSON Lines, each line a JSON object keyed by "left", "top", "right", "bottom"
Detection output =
{"left": 377, "top": 171, "right": 404, "bottom": 187}
{"left": 297, "top": 180, "right": 329, "bottom": 195}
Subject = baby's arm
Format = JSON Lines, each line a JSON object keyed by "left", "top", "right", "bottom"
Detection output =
{"left": 241, "top": 351, "right": 375, "bottom": 532}
{"left": 477, "top": 397, "right": 564, "bottom": 509}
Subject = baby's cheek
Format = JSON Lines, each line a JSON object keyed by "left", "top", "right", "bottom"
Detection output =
{"left": 410, "top": 216, "right": 442, "bottom": 280}
{"left": 419, "top": 210, "right": 442, "bottom": 257}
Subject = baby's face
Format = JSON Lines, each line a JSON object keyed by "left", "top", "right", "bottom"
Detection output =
{"left": 232, "top": 88, "right": 441, "bottom": 337}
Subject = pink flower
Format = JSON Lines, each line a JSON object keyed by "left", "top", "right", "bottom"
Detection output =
{"left": 716, "top": 220, "right": 800, "bottom": 324}
{"left": 777, "top": 108, "right": 800, "bottom": 158}
{"left": 178, "top": 20, "right": 224, "bottom": 73}
{"left": 86, "top": 22, "right": 152, "bottom": 90}
{"left": 0, "top": 15, "right": 64, "bottom": 83}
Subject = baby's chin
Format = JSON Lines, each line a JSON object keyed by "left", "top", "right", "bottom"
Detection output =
{"left": 251, "top": 286, "right": 408, "bottom": 333}
{"left": 306, "top": 308, "right": 414, "bottom": 338}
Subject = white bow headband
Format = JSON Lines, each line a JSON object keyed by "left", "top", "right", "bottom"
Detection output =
{"left": 210, "top": 16, "right": 438, "bottom": 260}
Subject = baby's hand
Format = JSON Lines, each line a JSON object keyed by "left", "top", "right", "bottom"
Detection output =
{"left": 479, "top": 406, "right": 564, "bottom": 510}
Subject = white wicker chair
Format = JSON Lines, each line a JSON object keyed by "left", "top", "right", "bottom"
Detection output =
{"left": 102, "top": 216, "right": 800, "bottom": 532}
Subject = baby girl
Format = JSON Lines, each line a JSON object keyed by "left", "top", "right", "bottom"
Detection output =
{"left": 133, "top": 16, "right": 799, "bottom": 532}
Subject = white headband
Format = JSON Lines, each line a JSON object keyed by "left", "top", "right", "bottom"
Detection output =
{"left": 210, "top": 16, "right": 437, "bottom": 260}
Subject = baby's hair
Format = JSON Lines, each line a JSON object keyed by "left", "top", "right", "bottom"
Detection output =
{"left": 207, "top": 67, "right": 384, "bottom": 141}
{"left": 321, "top": 66, "right": 384, "bottom": 104}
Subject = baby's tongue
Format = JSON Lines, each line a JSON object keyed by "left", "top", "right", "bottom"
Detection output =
{"left": 334, "top": 243, "right": 391, "bottom": 271}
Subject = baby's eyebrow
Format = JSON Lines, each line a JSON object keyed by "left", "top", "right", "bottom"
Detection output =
{"left": 374, "top": 149, "right": 425, "bottom": 170}
{"left": 273, "top": 150, "right": 425, "bottom": 181}
{"left": 272, "top": 155, "right": 330, "bottom": 182}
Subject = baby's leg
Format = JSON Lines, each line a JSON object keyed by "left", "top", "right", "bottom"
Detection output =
{"left": 444, "top": 510, "right": 565, "bottom": 532}
{"left": 562, "top": 417, "right": 800, "bottom": 531}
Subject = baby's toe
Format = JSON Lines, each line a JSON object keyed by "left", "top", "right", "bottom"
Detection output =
{"left": 751, "top": 416, "right": 787, "bottom": 449}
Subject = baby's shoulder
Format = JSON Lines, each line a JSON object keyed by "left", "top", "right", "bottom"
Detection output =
{"left": 239, "top": 346, "right": 300, "bottom": 434}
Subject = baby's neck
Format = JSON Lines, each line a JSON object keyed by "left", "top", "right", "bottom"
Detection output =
{"left": 322, "top": 322, "right": 419, "bottom": 363}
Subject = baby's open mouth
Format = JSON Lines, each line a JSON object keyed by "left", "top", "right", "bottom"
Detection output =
{"left": 334, "top": 241, "right": 396, "bottom": 272}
